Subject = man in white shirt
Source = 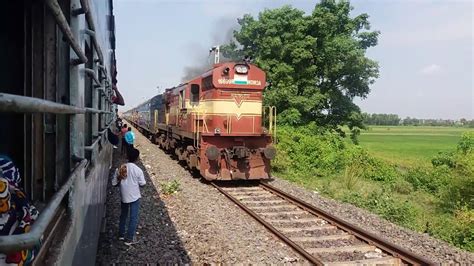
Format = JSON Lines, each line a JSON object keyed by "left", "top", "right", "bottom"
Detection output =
{"left": 112, "top": 148, "right": 146, "bottom": 245}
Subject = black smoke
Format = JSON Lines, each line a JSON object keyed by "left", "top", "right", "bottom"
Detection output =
{"left": 181, "top": 17, "right": 239, "bottom": 82}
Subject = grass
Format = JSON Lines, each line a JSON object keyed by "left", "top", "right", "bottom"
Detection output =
{"left": 356, "top": 126, "right": 473, "bottom": 166}
{"left": 160, "top": 180, "right": 181, "bottom": 195}
{"left": 274, "top": 126, "right": 474, "bottom": 251}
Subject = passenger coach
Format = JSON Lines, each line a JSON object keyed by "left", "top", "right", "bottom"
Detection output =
{"left": 0, "top": 0, "right": 118, "bottom": 264}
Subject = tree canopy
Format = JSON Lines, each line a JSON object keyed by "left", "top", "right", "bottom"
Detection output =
{"left": 222, "top": 0, "right": 379, "bottom": 136}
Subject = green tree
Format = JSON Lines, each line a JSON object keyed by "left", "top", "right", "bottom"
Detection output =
{"left": 222, "top": 0, "right": 379, "bottom": 135}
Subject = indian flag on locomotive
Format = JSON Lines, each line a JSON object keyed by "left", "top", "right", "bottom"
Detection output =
{"left": 233, "top": 74, "right": 248, "bottom": 85}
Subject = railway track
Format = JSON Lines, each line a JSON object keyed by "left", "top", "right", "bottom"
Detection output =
{"left": 211, "top": 181, "right": 434, "bottom": 265}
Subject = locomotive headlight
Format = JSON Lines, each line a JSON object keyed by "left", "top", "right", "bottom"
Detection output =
{"left": 214, "top": 128, "right": 221, "bottom": 134}
{"left": 234, "top": 64, "right": 248, "bottom": 74}
{"left": 263, "top": 145, "right": 277, "bottom": 160}
{"left": 206, "top": 145, "right": 220, "bottom": 161}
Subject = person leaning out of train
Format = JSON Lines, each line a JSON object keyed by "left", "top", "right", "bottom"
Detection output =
{"left": 111, "top": 84, "right": 125, "bottom": 106}
{"left": 112, "top": 148, "right": 146, "bottom": 245}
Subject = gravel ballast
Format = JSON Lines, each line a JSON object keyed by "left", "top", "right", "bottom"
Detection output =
{"left": 95, "top": 127, "right": 303, "bottom": 264}
{"left": 96, "top": 125, "right": 474, "bottom": 264}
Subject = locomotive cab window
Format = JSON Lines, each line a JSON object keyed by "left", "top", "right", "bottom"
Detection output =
{"left": 190, "top": 84, "right": 200, "bottom": 105}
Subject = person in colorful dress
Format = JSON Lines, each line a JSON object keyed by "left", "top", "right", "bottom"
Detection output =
{"left": 0, "top": 155, "right": 39, "bottom": 265}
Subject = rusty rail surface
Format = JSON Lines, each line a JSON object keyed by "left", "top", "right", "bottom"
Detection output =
{"left": 212, "top": 181, "right": 435, "bottom": 265}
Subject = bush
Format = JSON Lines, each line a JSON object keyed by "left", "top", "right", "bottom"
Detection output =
{"left": 390, "top": 178, "right": 413, "bottom": 195}
{"left": 345, "top": 146, "right": 397, "bottom": 182}
{"left": 342, "top": 163, "right": 362, "bottom": 190}
{"left": 342, "top": 190, "right": 419, "bottom": 228}
{"left": 403, "top": 165, "right": 451, "bottom": 194}
{"left": 425, "top": 207, "right": 474, "bottom": 252}
{"left": 275, "top": 124, "right": 347, "bottom": 177}
{"left": 161, "top": 180, "right": 181, "bottom": 195}
{"left": 439, "top": 174, "right": 474, "bottom": 210}
{"left": 431, "top": 151, "right": 456, "bottom": 168}
{"left": 457, "top": 132, "right": 474, "bottom": 154}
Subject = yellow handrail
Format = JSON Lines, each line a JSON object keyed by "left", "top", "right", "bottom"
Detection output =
{"left": 263, "top": 106, "right": 277, "bottom": 143}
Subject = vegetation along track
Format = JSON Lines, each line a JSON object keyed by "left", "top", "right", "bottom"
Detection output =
{"left": 211, "top": 181, "right": 435, "bottom": 265}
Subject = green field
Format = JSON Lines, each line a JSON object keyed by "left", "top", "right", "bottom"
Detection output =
{"left": 357, "top": 126, "right": 473, "bottom": 166}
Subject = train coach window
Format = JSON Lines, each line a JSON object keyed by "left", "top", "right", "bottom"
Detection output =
{"left": 191, "top": 84, "right": 200, "bottom": 104}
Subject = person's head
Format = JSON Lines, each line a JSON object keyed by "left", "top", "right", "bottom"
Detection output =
{"left": 123, "top": 124, "right": 127, "bottom": 129}
{"left": 127, "top": 148, "right": 140, "bottom": 163}
{"left": 128, "top": 127, "right": 132, "bottom": 131}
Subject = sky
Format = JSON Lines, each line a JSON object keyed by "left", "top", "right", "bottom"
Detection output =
{"left": 114, "top": 0, "right": 473, "bottom": 119}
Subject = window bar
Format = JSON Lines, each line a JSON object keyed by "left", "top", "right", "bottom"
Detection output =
{"left": 85, "top": 107, "right": 112, "bottom": 114}
{"left": 84, "top": 138, "right": 100, "bottom": 151}
{"left": 80, "top": 0, "right": 104, "bottom": 65}
{"left": 0, "top": 93, "right": 85, "bottom": 114}
{"left": 0, "top": 93, "right": 112, "bottom": 115}
{"left": 0, "top": 160, "right": 87, "bottom": 253}
{"left": 44, "top": 0, "right": 87, "bottom": 64}
{"left": 83, "top": 68, "right": 100, "bottom": 86}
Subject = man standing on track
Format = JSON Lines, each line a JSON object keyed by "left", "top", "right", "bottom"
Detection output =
{"left": 112, "top": 148, "right": 146, "bottom": 245}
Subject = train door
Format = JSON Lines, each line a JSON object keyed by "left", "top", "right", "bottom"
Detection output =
{"left": 178, "top": 89, "right": 185, "bottom": 126}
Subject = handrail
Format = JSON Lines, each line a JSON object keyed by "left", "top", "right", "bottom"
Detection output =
{"left": 0, "top": 93, "right": 85, "bottom": 114}
{"left": 84, "top": 137, "right": 100, "bottom": 151}
{"left": 83, "top": 68, "right": 101, "bottom": 85}
{"left": 0, "top": 160, "right": 87, "bottom": 253}
{"left": 80, "top": 0, "right": 104, "bottom": 65}
{"left": 0, "top": 93, "right": 111, "bottom": 114}
{"left": 44, "top": 0, "right": 87, "bottom": 64}
{"left": 85, "top": 108, "right": 112, "bottom": 114}
{"left": 86, "top": 120, "right": 113, "bottom": 150}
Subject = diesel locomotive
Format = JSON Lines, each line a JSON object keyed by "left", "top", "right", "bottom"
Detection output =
{"left": 124, "top": 62, "right": 277, "bottom": 180}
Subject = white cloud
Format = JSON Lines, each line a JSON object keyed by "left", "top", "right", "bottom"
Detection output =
{"left": 419, "top": 64, "right": 441, "bottom": 75}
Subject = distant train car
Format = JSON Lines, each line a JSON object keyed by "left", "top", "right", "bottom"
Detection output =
{"left": 125, "top": 62, "right": 276, "bottom": 180}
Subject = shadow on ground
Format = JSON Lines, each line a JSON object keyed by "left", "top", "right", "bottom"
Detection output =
{"left": 95, "top": 145, "right": 191, "bottom": 264}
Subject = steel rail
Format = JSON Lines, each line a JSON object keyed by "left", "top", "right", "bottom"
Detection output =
{"left": 259, "top": 182, "right": 435, "bottom": 266}
{"left": 0, "top": 160, "right": 87, "bottom": 252}
{"left": 44, "top": 0, "right": 87, "bottom": 64}
{"left": 210, "top": 182, "right": 324, "bottom": 265}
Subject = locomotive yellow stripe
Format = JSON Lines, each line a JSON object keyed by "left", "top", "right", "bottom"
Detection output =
{"left": 185, "top": 100, "right": 262, "bottom": 115}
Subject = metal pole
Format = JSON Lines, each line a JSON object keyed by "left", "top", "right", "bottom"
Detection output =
{"left": 83, "top": 68, "right": 101, "bottom": 85}
{"left": 69, "top": 0, "right": 87, "bottom": 161}
{"left": 0, "top": 93, "right": 85, "bottom": 114}
{"left": 80, "top": 0, "right": 104, "bottom": 65}
{"left": 44, "top": 0, "right": 87, "bottom": 64}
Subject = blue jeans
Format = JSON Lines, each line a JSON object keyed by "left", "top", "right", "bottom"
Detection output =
{"left": 119, "top": 199, "right": 140, "bottom": 240}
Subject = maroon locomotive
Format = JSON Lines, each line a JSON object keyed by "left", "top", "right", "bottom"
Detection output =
{"left": 125, "top": 62, "right": 276, "bottom": 180}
